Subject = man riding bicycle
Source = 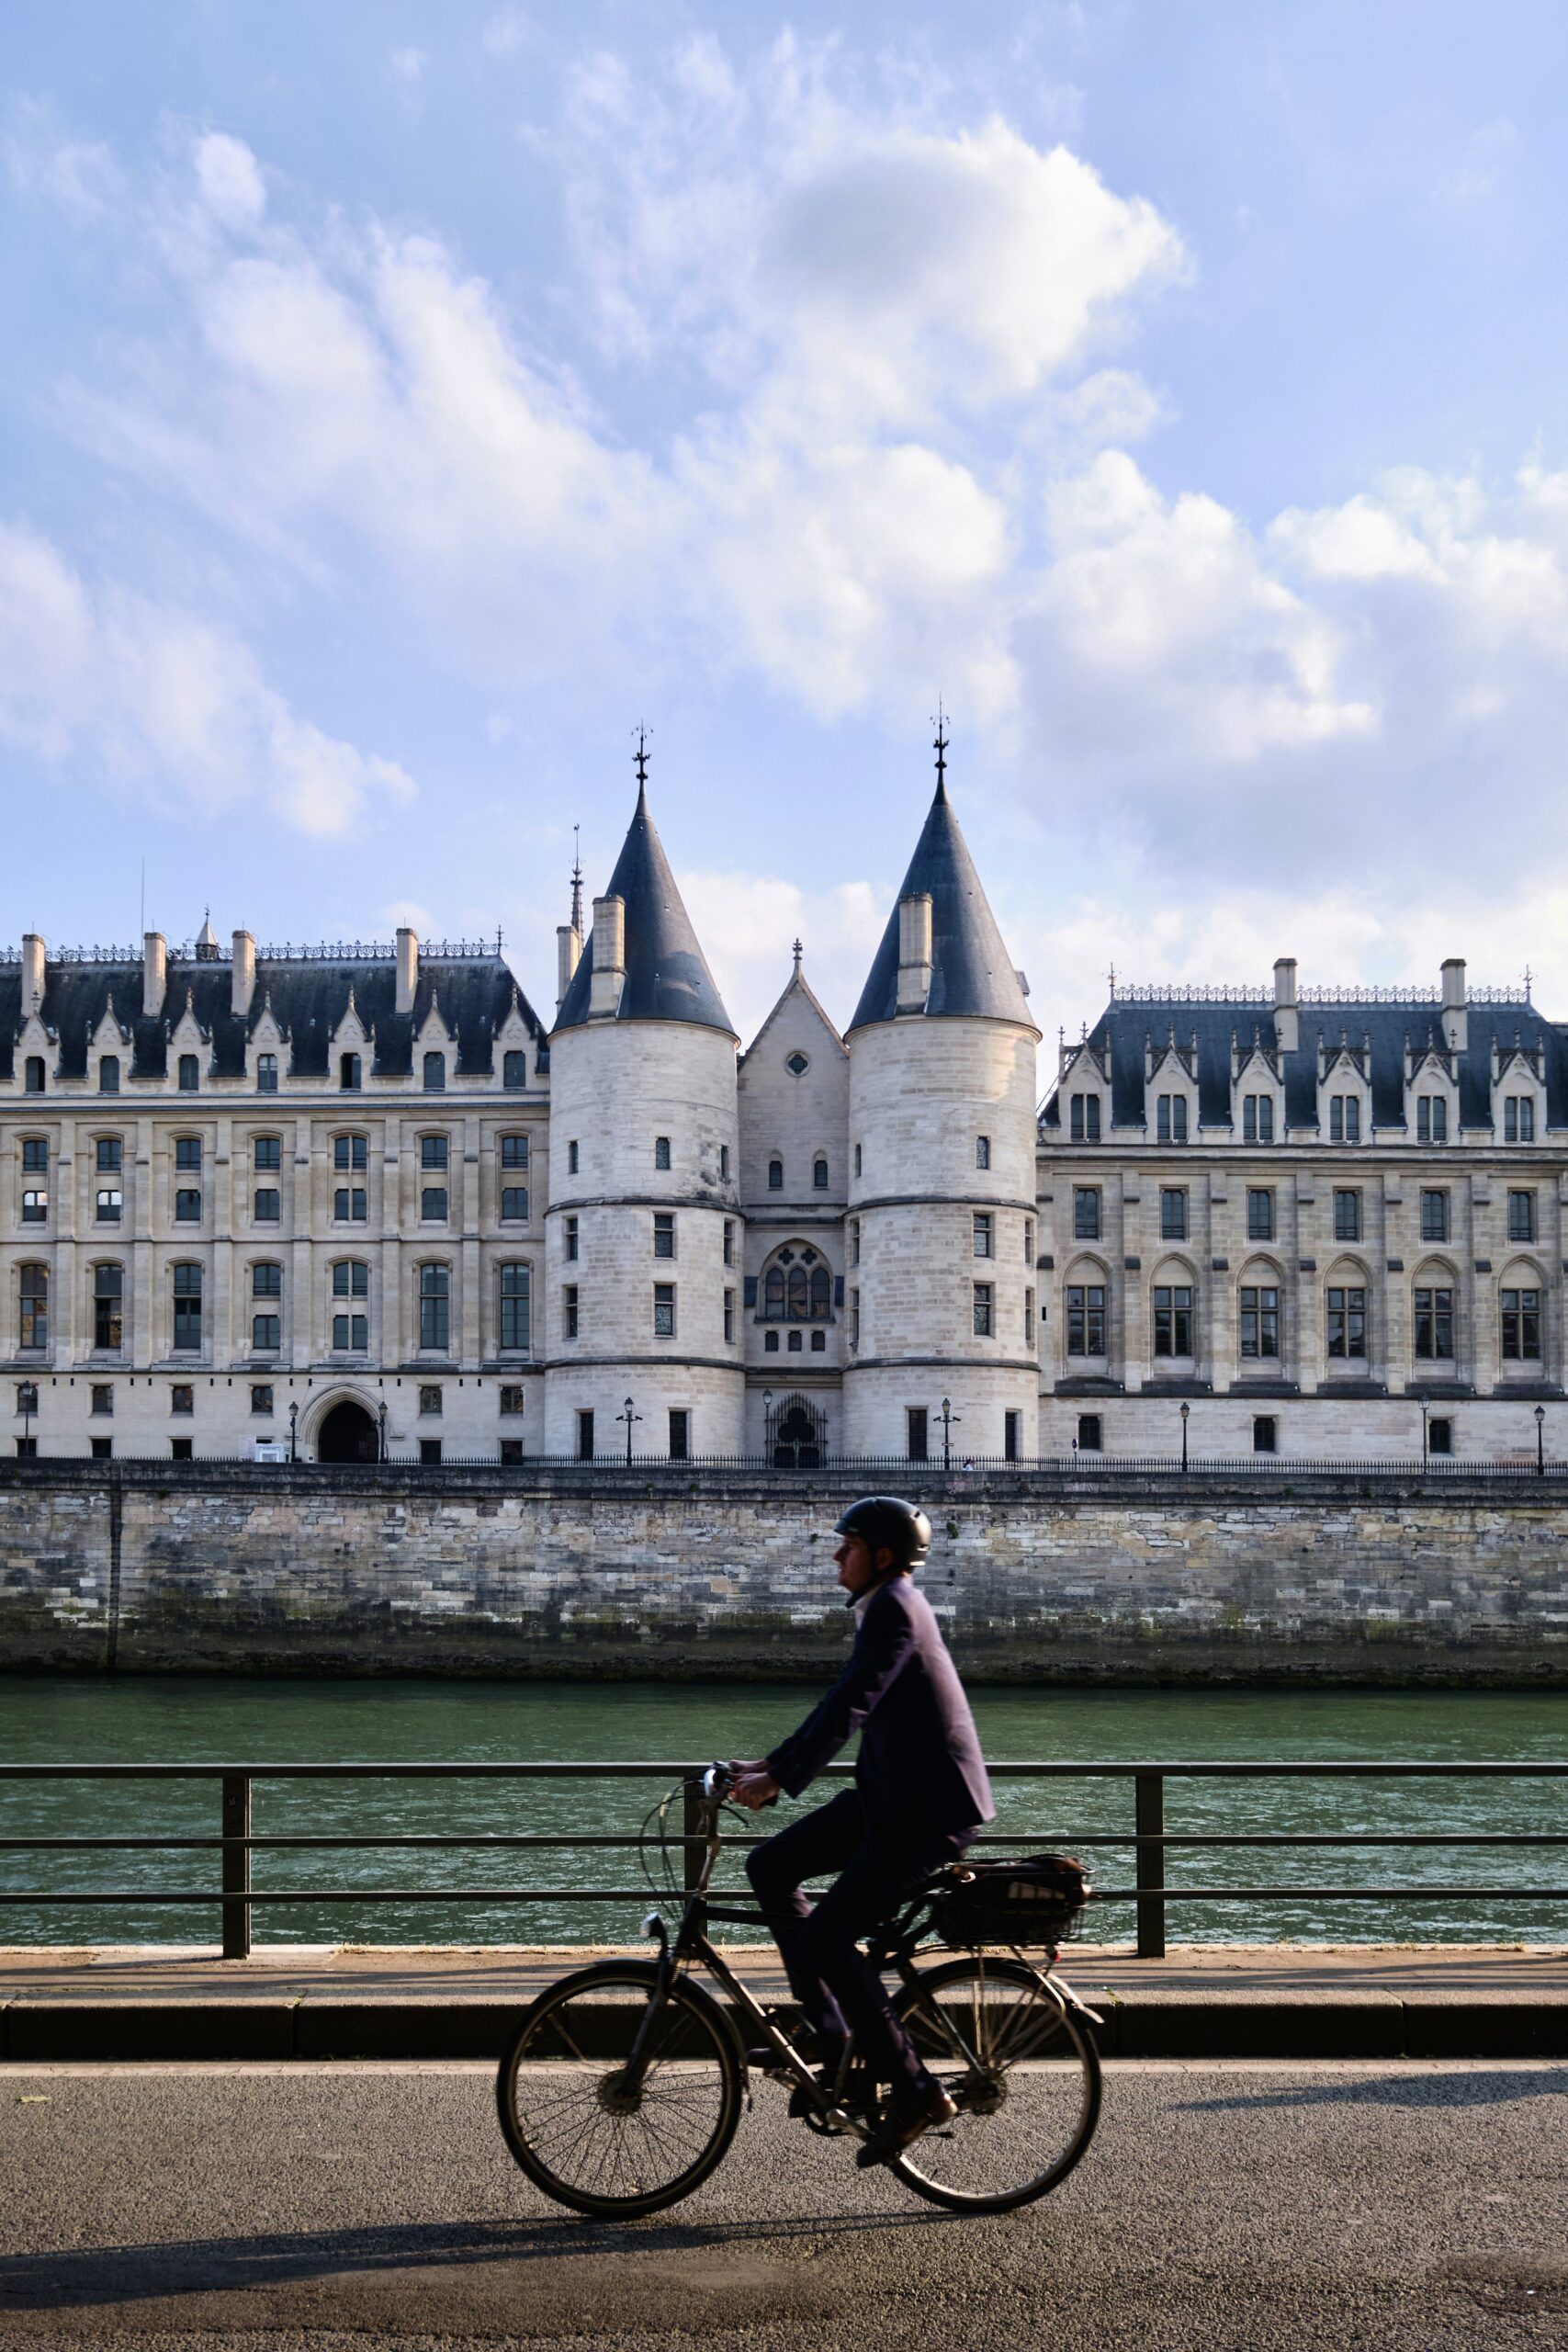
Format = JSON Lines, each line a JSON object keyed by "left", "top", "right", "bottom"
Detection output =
{"left": 730, "top": 1495, "right": 994, "bottom": 2168}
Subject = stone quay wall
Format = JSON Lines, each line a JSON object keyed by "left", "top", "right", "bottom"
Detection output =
{"left": 4, "top": 1461, "right": 1568, "bottom": 1685}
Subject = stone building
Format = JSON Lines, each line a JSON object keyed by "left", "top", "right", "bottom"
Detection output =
{"left": 2, "top": 753, "right": 1561, "bottom": 1464}
{"left": 1035, "top": 960, "right": 1565, "bottom": 1461}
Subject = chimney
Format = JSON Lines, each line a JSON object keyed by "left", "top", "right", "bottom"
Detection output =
{"left": 231, "top": 930, "right": 255, "bottom": 1018}
{"left": 896, "top": 892, "right": 933, "bottom": 1013}
{"left": 589, "top": 894, "right": 626, "bottom": 1019}
{"left": 1273, "top": 957, "right": 1298, "bottom": 1056}
{"left": 1440, "top": 956, "right": 1467, "bottom": 1052}
{"left": 142, "top": 931, "right": 166, "bottom": 1019}
{"left": 557, "top": 921, "right": 581, "bottom": 1012}
{"left": 20, "top": 933, "right": 46, "bottom": 1022}
{"left": 396, "top": 926, "right": 418, "bottom": 1017}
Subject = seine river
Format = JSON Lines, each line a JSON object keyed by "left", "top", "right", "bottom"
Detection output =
{"left": 2, "top": 1676, "right": 1565, "bottom": 1947}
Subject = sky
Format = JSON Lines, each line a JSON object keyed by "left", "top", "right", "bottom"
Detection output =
{"left": 5, "top": 1, "right": 1568, "bottom": 1063}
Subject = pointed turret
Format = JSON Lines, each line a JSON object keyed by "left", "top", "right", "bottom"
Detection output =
{"left": 553, "top": 782, "right": 735, "bottom": 1036}
{"left": 847, "top": 776, "right": 1032, "bottom": 1035}
{"left": 195, "top": 910, "right": 220, "bottom": 963}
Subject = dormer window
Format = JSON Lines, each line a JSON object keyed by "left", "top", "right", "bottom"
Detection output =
{"left": 1505, "top": 1096, "right": 1536, "bottom": 1143}
{"left": 1069, "top": 1095, "right": 1100, "bottom": 1142}
{"left": 24, "top": 1057, "right": 44, "bottom": 1094}
{"left": 256, "top": 1052, "right": 278, "bottom": 1093}
{"left": 177, "top": 1054, "right": 199, "bottom": 1092}
{"left": 98, "top": 1055, "right": 120, "bottom": 1095}
{"left": 1416, "top": 1096, "right": 1448, "bottom": 1145}
{"left": 1156, "top": 1093, "right": 1188, "bottom": 1144}
{"left": 340, "top": 1052, "right": 362, "bottom": 1091}
{"left": 1329, "top": 1095, "right": 1360, "bottom": 1143}
{"left": 502, "top": 1049, "right": 525, "bottom": 1088}
{"left": 423, "top": 1051, "right": 446, "bottom": 1091}
{"left": 1242, "top": 1094, "right": 1274, "bottom": 1144}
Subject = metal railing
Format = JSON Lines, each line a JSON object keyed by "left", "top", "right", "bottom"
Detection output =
{"left": 1, "top": 1759, "right": 1563, "bottom": 1962}
{"left": 2, "top": 1453, "right": 1566, "bottom": 1481}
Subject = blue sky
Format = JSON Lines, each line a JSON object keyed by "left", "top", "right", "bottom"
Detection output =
{"left": 5, "top": 1, "right": 1568, "bottom": 1050}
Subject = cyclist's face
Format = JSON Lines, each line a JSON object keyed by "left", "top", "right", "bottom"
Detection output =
{"left": 835, "top": 1534, "right": 877, "bottom": 1595}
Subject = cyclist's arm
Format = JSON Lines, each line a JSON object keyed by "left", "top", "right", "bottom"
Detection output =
{"left": 763, "top": 1593, "right": 915, "bottom": 1798}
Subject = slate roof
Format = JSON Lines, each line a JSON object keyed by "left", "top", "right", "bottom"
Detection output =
{"left": 1040, "top": 994, "right": 1562, "bottom": 1132}
{"left": 0, "top": 953, "right": 545, "bottom": 1083}
{"left": 554, "top": 786, "right": 735, "bottom": 1036}
{"left": 848, "top": 780, "right": 1034, "bottom": 1035}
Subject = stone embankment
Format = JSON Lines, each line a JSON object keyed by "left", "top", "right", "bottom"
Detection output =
{"left": 3, "top": 1460, "right": 1568, "bottom": 1682}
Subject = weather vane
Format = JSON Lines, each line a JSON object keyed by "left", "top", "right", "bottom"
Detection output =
{"left": 633, "top": 726, "right": 649, "bottom": 788}
{"left": 931, "top": 700, "right": 949, "bottom": 787}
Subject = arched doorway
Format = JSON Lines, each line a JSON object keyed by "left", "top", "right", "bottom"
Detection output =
{"left": 772, "top": 1396, "right": 824, "bottom": 1469}
{"left": 317, "top": 1399, "right": 379, "bottom": 1464}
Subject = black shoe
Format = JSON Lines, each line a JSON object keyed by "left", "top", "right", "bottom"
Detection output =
{"left": 854, "top": 2083, "right": 957, "bottom": 2170}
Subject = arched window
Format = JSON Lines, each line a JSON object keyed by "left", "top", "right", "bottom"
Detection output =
{"left": 813, "top": 1156, "right": 829, "bottom": 1190}
{"left": 499, "top": 1262, "right": 531, "bottom": 1352}
{"left": 809, "top": 1265, "right": 831, "bottom": 1319}
{"left": 419, "top": 1261, "right": 450, "bottom": 1351}
{"left": 654, "top": 1136, "right": 671, "bottom": 1170}
{"left": 177, "top": 1053, "right": 199, "bottom": 1092}
{"left": 98, "top": 1055, "right": 120, "bottom": 1095}
{"left": 787, "top": 1264, "right": 809, "bottom": 1318}
{"left": 332, "top": 1261, "right": 368, "bottom": 1351}
{"left": 93, "top": 1263, "right": 123, "bottom": 1351}
{"left": 764, "top": 1266, "right": 786, "bottom": 1318}
{"left": 768, "top": 1157, "right": 783, "bottom": 1190}
{"left": 24, "top": 1056, "right": 44, "bottom": 1094}
{"left": 340, "top": 1052, "right": 362, "bottom": 1091}
{"left": 171, "top": 1263, "right": 202, "bottom": 1351}
{"left": 18, "top": 1264, "right": 48, "bottom": 1350}
{"left": 1501, "top": 1277, "right": 1542, "bottom": 1362}
{"left": 423, "top": 1051, "right": 446, "bottom": 1091}
{"left": 761, "top": 1250, "right": 833, "bottom": 1322}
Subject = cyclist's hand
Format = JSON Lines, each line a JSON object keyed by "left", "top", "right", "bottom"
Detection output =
{"left": 728, "top": 1757, "right": 769, "bottom": 1778}
{"left": 731, "top": 1770, "right": 780, "bottom": 1812}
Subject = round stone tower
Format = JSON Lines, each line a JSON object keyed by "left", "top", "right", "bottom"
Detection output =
{"left": 843, "top": 751, "right": 1042, "bottom": 1463}
{"left": 543, "top": 770, "right": 744, "bottom": 1461}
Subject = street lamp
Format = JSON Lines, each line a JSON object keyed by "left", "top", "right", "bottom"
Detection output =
{"left": 1536, "top": 1402, "right": 1546, "bottom": 1477}
{"left": 1179, "top": 1400, "right": 1190, "bottom": 1473}
{"left": 288, "top": 1399, "right": 299, "bottom": 1464}
{"left": 378, "top": 1400, "right": 388, "bottom": 1464}
{"left": 761, "top": 1387, "right": 773, "bottom": 1464}
{"left": 940, "top": 1396, "right": 960, "bottom": 1472}
{"left": 616, "top": 1395, "right": 641, "bottom": 1465}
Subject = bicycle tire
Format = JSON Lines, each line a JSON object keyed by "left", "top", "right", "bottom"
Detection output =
{"left": 889, "top": 1954, "right": 1101, "bottom": 2213}
{"left": 496, "top": 1961, "right": 743, "bottom": 2220}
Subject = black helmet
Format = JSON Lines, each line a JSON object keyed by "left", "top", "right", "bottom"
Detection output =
{"left": 834, "top": 1495, "right": 932, "bottom": 1572}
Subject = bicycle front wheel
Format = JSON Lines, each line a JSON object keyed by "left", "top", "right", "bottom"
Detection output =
{"left": 890, "top": 1955, "right": 1100, "bottom": 2213}
{"left": 496, "top": 1962, "right": 742, "bottom": 2219}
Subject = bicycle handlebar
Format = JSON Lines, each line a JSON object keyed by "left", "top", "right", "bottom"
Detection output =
{"left": 701, "top": 1762, "right": 733, "bottom": 1804}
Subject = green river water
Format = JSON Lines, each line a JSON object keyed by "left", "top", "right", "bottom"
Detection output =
{"left": 1, "top": 1676, "right": 1565, "bottom": 1946}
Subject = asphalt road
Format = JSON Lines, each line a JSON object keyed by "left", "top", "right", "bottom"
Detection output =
{"left": 3, "top": 2059, "right": 1566, "bottom": 2350}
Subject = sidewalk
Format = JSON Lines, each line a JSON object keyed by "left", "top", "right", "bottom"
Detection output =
{"left": 4, "top": 1943, "right": 1567, "bottom": 2062}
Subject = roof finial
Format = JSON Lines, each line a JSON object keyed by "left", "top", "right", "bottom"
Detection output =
{"left": 1108, "top": 963, "right": 1117, "bottom": 1000}
{"left": 1525, "top": 963, "right": 1533, "bottom": 1002}
{"left": 792, "top": 937, "right": 803, "bottom": 976}
{"left": 570, "top": 823, "right": 583, "bottom": 935}
{"left": 633, "top": 725, "right": 649, "bottom": 798}
{"left": 931, "top": 700, "right": 949, "bottom": 797}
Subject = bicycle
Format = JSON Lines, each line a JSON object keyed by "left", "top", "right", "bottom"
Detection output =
{"left": 496, "top": 1764, "right": 1103, "bottom": 2220}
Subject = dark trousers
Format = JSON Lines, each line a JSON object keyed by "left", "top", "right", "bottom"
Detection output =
{"left": 746, "top": 1787, "right": 972, "bottom": 2109}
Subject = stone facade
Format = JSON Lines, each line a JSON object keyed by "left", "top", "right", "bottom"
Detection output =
{"left": 4, "top": 1462, "right": 1567, "bottom": 1683}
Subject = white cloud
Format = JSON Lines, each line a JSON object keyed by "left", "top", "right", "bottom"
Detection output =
{"left": 481, "top": 9, "right": 530, "bottom": 57}
{"left": 390, "top": 47, "right": 426, "bottom": 86}
{"left": 676, "top": 867, "right": 886, "bottom": 1042}
{"left": 193, "top": 131, "right": 265, "bottom": 229}
{"left": 1433, "top": 118, "right": 1518, "bottom": 211}
{"left": 0, "top": 523, "right": 414, "bottom": 835}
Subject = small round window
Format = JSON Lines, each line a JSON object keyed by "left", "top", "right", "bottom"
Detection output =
{"left": 785, "top": 1052, "right": 809, "bottom": 1077}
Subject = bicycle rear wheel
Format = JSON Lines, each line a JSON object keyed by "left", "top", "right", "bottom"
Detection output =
{"left": 497, "top": 1962, "right": 742, "bottom": 2219}
{"left": 890, "top": 1955, "right": 1100, "bottom": 2213}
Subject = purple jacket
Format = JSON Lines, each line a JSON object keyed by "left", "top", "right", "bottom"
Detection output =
{"left": 766, "top": 1574, "right": 995, "bottom": 1838}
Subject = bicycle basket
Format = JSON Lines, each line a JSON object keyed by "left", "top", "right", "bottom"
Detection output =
{"left": 931, "top": 1853, "right": 1091, "bottom": 1950}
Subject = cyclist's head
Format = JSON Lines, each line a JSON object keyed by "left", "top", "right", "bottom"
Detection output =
{"left": 832, "top": 1495, "right": 932, "bottom": 1599}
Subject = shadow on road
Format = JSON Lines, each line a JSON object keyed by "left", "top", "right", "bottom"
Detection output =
{"left": 0, "top": 2204, "right": 958, "bottom": 2315}
{"left": 1176, "top": 2066, "right": 1568, "bottom": 2113}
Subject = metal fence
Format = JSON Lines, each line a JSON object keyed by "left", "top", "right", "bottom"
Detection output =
{"left": 2, "top": 1453, "right": 1565, "bottom": 1481}
{"left": 2, "top": 1758, "right": 1564, "bottom": 1962}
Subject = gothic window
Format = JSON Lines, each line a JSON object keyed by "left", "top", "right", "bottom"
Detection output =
{"left": 98, "top": 1055, "right": 119, "bottom": 1094}
{"left": 1414, "top": 1286, "right": 1454, "bottom": 1361}
{"left": 178, "top": 1054, "right": 199, "bottom": 1092}
{"left": 654, "top": 1136, "right": 671, "bottom": 1170}
{"left": 502, "top": 1049, "right": 525, "bottom": 1088}
{"left": 1239, "top": 1285, "right": 1280, "bottom": 1359}
{"left": 499, "top": 1263, "right": 531, "bottom": 1352}
{"left": 423, "top": 1051, "right": 446, "bottom": 1091}
{"left": 93, "top": 1263, "right": 123, "bottom": 1351}
{"left": 171, "top": 1263, "right": 202, "bottom": 1351}
{"left": 256, "top": 1052, "right": 277, "bottom": 1092}
{"left": 1501, "top": 1287, "right": 1542, "bottom": 1362}
{"left": 976, "top": 1136, "right": 991, "bottom": 1169}
{"left": 1152, "top": 1283, "right": 1193, "bottom": 1356}
{"left": 568, "top": 1140, "right": 579, "bottom": 1175}
{"left": 418, "top": 1262, "right": 450, "bottom": 1352}
{"left": 765, "top": 1265, "right": 786, "bottom": 1318}
{"left": 768, "top": 1157, "right": 783, "bottom": 1190}
{"left": 814, "top": 1156, "right": 829, "bottom": 1190}
{"left": 24, "top": 1057, "right": 44, "bottom": 1093}
{"left": 1325, "top": 1285, "right": 1366, "bottom": 1360}
{"left": 340, "top": 1053, "right": 362, "bottom": 1091}
{"left": 787, "top": 1264, "right": 809, "bottom": 1317}
{"left": 810, "top": 1266, "right": 830, "bottom": 1318}
{"left": 1066, "top": 1284, "right": 1106, "bottom": 1355}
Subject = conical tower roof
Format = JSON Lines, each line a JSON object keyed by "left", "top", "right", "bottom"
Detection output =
{"left": 554, "top": 784, "right": 735, "bottom": 1036}
{"left": 847, "top": 779, "right": 1035, "bottom": 1035}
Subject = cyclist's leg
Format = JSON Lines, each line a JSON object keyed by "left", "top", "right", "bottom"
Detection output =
{"left": 797, "top": 1829, "right": 971, "bottom": 2110}
{"left": 746, "top": 1789, "right": 866, "bottom": 2055}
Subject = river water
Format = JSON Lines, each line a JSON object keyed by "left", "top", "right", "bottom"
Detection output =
{"left": 1, "top": 1676, "right": 1565, "bottom": 1946}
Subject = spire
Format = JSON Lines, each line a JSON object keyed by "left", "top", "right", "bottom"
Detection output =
{"left": 793, "top": 937, "right": 804, "bottom": 978}
{"left": 553, "top": 778, "right": 735, "bottom": 1036}
{"left": 195, "top": 908, "right": 220, "bottom": 961}
{"left": 932, "top": 702, "right": 949, "bottom": 802}
{"left": 848, "top": 763, "right": 1035, "bottom": 1035}
{"left": 570, "top": 824, "right": 583, "bottom": 936}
